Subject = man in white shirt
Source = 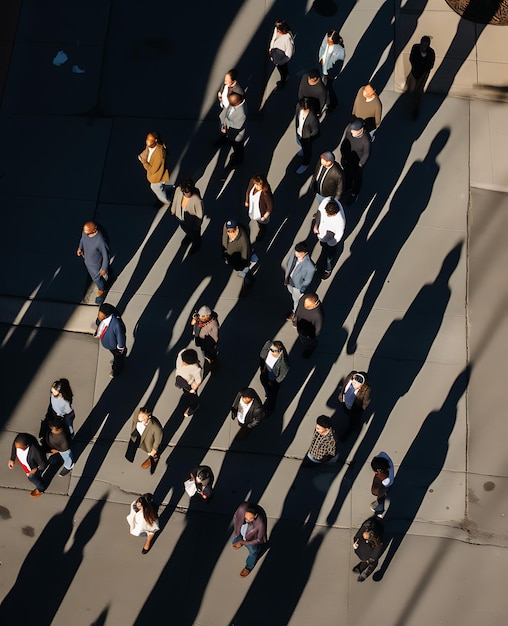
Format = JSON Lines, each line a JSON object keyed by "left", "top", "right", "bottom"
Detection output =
{"left": 313, "top": 197, "right": 346, "bottom": 279}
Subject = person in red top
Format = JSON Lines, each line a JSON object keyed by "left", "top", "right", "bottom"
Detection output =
{"left": 8, "top": 433, "right": 47, "bottom": 497}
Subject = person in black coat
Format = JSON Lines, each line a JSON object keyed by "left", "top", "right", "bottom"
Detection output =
{"left": 8, "top": 433, "right": 47, "bottom": 497}
{"left": 231, "top": 388, "right": 265, "bottom": 440}
{"left": 295, "top": 97, "right": 320, "bottom": 174}
{"left": 312, "top": 151, "right": 344, "bottom": 204}
{"left": 352, "top": 516, "right": 384, "bottom": 581}
{"left": 259, "top": 340, "right": 290, "bottom": 415}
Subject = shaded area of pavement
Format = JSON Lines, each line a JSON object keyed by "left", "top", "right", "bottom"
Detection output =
{"left": 0, "top": 1, "right": 507, "bottom": 625}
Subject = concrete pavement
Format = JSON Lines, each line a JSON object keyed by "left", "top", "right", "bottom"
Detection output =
{"left": 0, "top": 1, "right": 507, "bottom": 624}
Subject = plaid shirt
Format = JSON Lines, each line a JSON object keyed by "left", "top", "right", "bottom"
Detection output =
{"left": 308, "top": 428, "right": 337, "bottom": 461}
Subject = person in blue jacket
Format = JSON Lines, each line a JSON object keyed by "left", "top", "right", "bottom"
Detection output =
{"left": 95, "top": 303, "right": 126, "bottom": 378}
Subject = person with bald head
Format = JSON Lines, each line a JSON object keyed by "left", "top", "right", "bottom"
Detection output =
{"left": 77, "top": 221, "right": 110, "bottom": 304}
{"left": 218, "top": 91, "right": 248, "bottom": 168}
{"left": 294, "top": 293, "right": 324, "bottom": 358}
{"left": 352, "top": 83, "right": 382, "bottom": 139}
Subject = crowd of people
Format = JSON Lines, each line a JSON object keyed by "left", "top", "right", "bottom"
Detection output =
{"left": 6, "top": 19, "right": 436, "bottom": 579}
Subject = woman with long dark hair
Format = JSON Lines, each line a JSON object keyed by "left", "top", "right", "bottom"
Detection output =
{"left": 49, "top": 379, "right": 75, "bottom": 435}
{"left": 126, "top": 493, "right": 159, "bottom": 554}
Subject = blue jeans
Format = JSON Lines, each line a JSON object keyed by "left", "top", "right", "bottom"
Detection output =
{"left": 28, "top": 470, "right": 45, "bottom": 492}
{"left": 232, "top": 535, "right": 262, "bottom": 570}
{"left": 59, "top": 448, "right": 74, "bottom": 470}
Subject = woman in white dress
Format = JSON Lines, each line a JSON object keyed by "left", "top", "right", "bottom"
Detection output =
{"left": 126, "top": 493, "right": 159, "bottom": 554}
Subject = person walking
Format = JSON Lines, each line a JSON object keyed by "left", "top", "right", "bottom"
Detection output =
{"left": 284, "top": 242, "right": 316, "bottom": 321}
{"left": 318, "top": 29, "right": 345, "bottom": 112}
{"left": 137, "top": 131, "right": 171, "bottom": 209}
{"left": 352, "top": 83, "right": 382, "bottom": 139}
{"left": 259, "top": 340, "right": 290, "bottom": 415}
{"left": 187, "top": 465, "right": 215, "bottom": 501}
{"left": 190, "top": 305, "right": 220, "bottom": 374}
{"left": 338, "top": 371, "right": 372, "bottom": 441}
{"left": 352, "top": 516, "right": 384, "bottom": 581}
{"left": 311, "top": 151, "right": 344, "bottom": 206}
{"left": 294, "top": 293, "right": 324, "bottom": 358}
{"left": 231, "top": 388, "right": 265, "bottom": 440}
{"left": 269, "top": 19, "right": 295, "bottom": 91}
{"left": 244, "top": 174, "right": 273, "bottom": 242}
{"left": 171, "top": 178, "right": 204, "bottom": 254}
{"left": 76, "top": 221, "right": 110, "bottom": 304}
{"left": 231, "top": 501, "right": 268, "bottom": 577}
{"left": 127, "top": 407, "right": 163, "bottom": 470}
{"left": 221, "top": 219, "right": 255, "bottom": 294}
{"left": 126, "top": 493, "right": 159, "bottom": 554}
{"left": 95, "top": 303, "right": 127, "bottom": 378}
{"left": 340, "top": 118, "right": 371, "bottom": 202}
{"left": 313, "top": 197, "right": 346, "bottom": 280}
{"left": 295, "top": 97, "right": 320, "bottom": 174}
{"left": 43, "top": 416, "right": 75, "bottom": 477}
{"left": 297, "top": 70, "right": 327, "bottom": 117}
{"left": 218, "top": 92, "right": 247, "bottom": 168}
{"left": 175, "top": 349, "right": 203, "bottom": 417}
{"left": 301, "top": 416, "right": 338, "bottom": 468}
{"left": 218, "top": 69, "right": 244, "bottom": 109}
{"left": 8, "top": 433, "right": 47, "bottom": 497}
{"left": 48, "top": 379, "right": 75, "bottom": 435}
{"left": 407, "top": 36, "right": 435, "bottom": 118}
{"left": 370, "top": 451, "right": 395, "bottom": 516}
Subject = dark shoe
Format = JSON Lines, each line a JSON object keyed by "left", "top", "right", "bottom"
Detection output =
{"left": 180, "top": 235, "right": 192, "bottom": 246}
{"left": 302, "top": 349, "right": 314, "bottom": 359}
{"left": 184, "top": 404, "right": 199, "bottom": 418}
{"left": 286, "top": 312, "right": 295, "bottom": 322}
{"left": 58, "top": 465, "right": 74, "bottom": 477}
{"left": 352, "top": 564, "right": 361, "bottom": 573}
{"left": 357, "top": 575, "right": 366, "bottom": 582}
{"left": 141, "top": 457, "right": 152, "bottom": 469}
{"left": 30, "top": 489, "right": 44, "bottom": 498}
{"left": 188, "top": 243, "right": 201, "bottom": 254}
{"left": 239, "top": 568, "right": 252, "bottom": 578}
{"left": 142, "top": 546, "right": 152, "bottom": 555}
{"left": 321, "top": 270, "right": 331, "bottom": 280}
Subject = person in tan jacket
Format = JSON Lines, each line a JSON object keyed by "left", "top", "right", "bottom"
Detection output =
{"left": 127, "top": 407, "right": 163, "bottom": 470}
{"left": 351, "top": 84, "right": 382, "bottom": 139}
{"left": 138, "top": 132, "right": 171, "bottom": 208}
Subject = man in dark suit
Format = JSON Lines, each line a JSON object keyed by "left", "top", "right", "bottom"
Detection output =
{"left": 95, "top": 303, "right": 127, "bottom": 378}
{"left": 311, "top": 151, "right": 344, "bottom": 205}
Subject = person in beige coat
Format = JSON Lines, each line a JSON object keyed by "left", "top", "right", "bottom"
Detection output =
{"left": 127, "top": 407, "right": 163, "bottom": 470}
{"left": 137, "top": 131, "right": 171, "bottom": 208}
